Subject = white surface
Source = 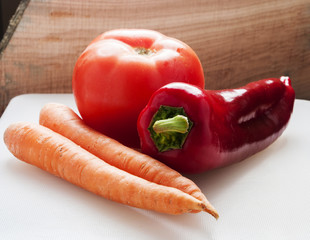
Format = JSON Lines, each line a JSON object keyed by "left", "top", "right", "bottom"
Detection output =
{"left": 1, "top": 94, "right": 310, "bottom": 240}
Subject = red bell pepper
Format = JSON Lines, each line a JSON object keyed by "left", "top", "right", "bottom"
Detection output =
{"left": 137, "top": 77, "right": 295, "bottom": 174}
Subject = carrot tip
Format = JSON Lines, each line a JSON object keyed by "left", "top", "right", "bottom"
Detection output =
{"left": 201, "top": 202, "right": 219, "bottom": 219}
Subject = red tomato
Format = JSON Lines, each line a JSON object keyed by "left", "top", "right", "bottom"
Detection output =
{"left": 72, "top": 29, "right": 205, "bottom": 148}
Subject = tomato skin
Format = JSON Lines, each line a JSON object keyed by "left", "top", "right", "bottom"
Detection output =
{"left": 72, "top": 29, "right": 205, "bottom": 148}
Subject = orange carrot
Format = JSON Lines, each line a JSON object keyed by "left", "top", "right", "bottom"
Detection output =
{"left": 4, "top": 122, "right": 210, "bottom": 215}
{"left": 39, "top": 103, "right": 218, "bottom": 218}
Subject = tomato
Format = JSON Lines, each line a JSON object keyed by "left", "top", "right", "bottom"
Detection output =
{"left": 72, "top": 29, "right": 205, "bottom": 148}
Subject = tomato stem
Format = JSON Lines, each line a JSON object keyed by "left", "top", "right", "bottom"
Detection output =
{"left": 134, "top": 47, "right": 155, "bottom": 56}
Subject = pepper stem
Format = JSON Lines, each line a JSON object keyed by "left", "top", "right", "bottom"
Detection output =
{"left": 148, "top": 106, "right": 193, "bottom": 152}
{"left": 153, "top": 115, "right": 189, "bottom": 134}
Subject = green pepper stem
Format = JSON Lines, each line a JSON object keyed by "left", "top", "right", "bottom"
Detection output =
{"left": 152, "top": 115, "right": 189, "bottom": 134}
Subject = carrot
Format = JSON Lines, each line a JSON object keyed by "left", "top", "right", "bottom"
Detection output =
{"left": 4, "top": 122, "right": 211, "bottom": 215}
{"left": 39, "top": 103, "right": 218, "bottom": 218}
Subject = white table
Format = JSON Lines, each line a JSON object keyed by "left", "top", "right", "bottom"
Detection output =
{"left": 1, "top": 94, "right": 309, "bottom": 239}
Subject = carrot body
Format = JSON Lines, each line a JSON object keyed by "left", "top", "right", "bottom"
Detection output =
{"left": 4, "top": 122, "right": 209, "bottom": 215}
{"left": 39, "top": 103, "right": 218, "bottom": 218}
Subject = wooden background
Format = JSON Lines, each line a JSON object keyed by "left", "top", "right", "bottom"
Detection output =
{"left": 0, "top": 0, "right": 309, "bottom": 116}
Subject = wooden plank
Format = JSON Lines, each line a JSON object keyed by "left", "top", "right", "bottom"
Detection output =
{"left": 0, "top": 0, "right": 309, "bottom": 116}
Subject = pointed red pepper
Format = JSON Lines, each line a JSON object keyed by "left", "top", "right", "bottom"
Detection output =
{"left": 137, "top": 77, "right": 295, "bottom": 174}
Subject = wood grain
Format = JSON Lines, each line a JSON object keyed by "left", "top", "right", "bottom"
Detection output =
{"left": 0, "top": 0, "right": 309, "bottom": 116}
